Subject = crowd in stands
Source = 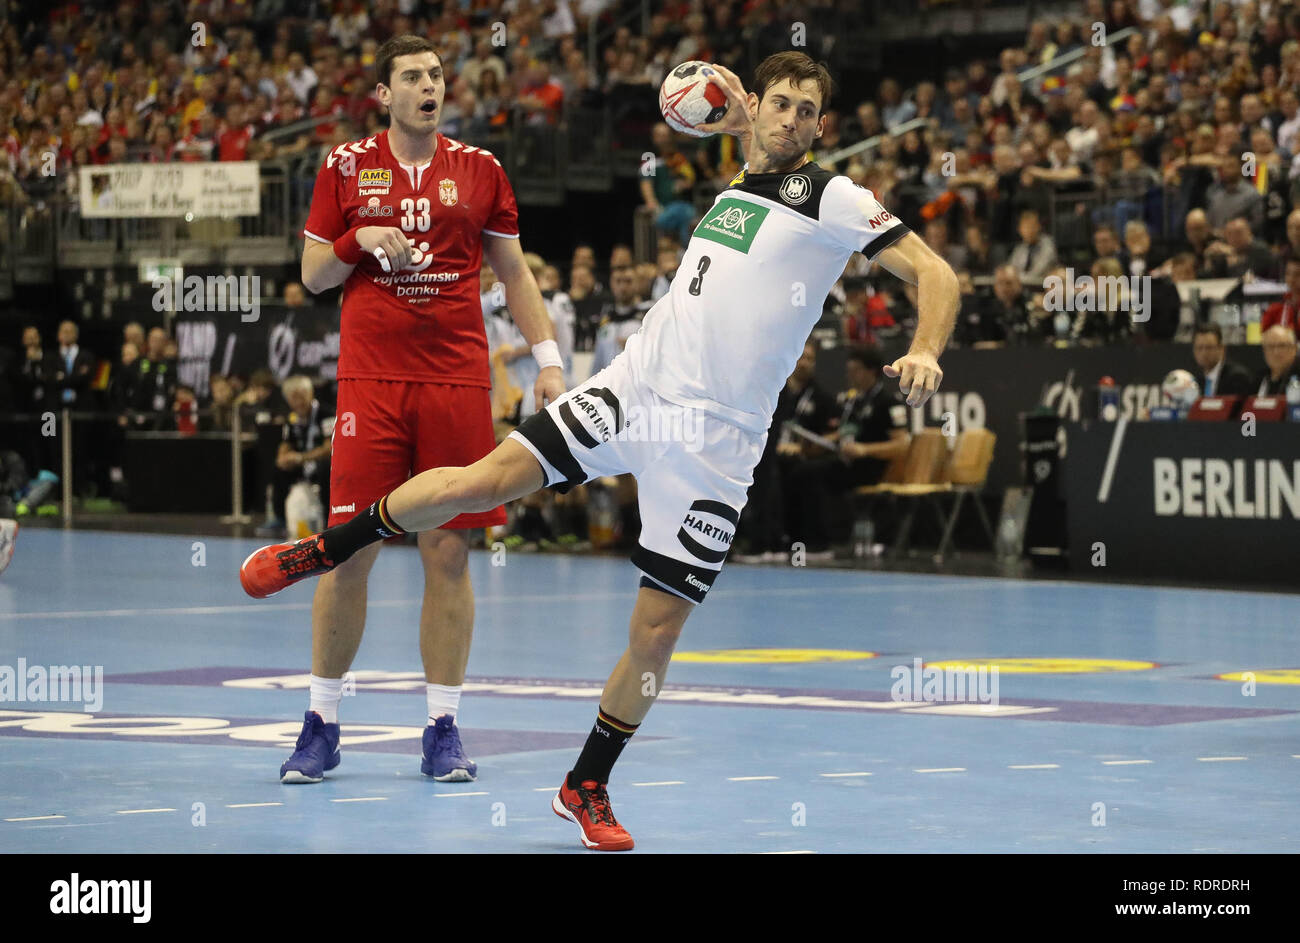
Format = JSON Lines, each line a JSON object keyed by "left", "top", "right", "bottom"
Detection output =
{"left": 6, "top": 0, "right": 1300, "bottom": 553}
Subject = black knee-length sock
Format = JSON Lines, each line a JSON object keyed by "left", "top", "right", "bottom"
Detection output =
{"left": 320, "top": 494, "right": 405, "bottom": 563}
{"left": 568, "top": 707, "right": 639, "bottom": 787}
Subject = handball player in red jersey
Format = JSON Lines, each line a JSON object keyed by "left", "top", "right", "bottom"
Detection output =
{"left": 253, "top": 35, "right": 566, "bottom": 785}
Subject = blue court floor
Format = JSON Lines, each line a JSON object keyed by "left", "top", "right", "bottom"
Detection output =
{"left": 1, "top": 528, "right": 1296, "bottom": 853}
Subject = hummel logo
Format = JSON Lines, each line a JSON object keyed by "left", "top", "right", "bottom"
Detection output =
{"left": 331, "top": 504, "right": 355, "bottom": 514}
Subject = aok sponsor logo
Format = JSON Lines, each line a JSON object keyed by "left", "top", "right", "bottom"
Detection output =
{"left": 693, "top": 197, "right": 770, "bottom": 253}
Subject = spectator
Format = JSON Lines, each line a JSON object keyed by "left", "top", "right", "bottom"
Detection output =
{"left": 1204, "top": 155, "right": 1265, "bottom": 232}
{"left": 1073, "top": 258, "right": 1134, "bottom": 344}
{"left": 1255, "top": 325, "right": 1300, "bottom": 396}
{"left": 955, "top": 269, "right": 1011, "bottom": 348}
{"left": 1191, "top": 323, "right": 1254, "bottom": 397}
{"left": 18, "top": 326, "right": 52, "bottom": 410}
{"left": 567, "top": 262, "right": 608, "bottom": 351}
{"left": 923, "top": 219, "right": 968, "bottom": 272}
{"left": 641, "top": 122, "right": 697, "bottom": 247}
{"left": 1261, "top": 258, "right": 1300, "bottom": 332}
{"left": 52, "top": 320, "right": 95, "bottom": 407}
{"left": 1008, "top": 209, "right": 1059, "bottom": 284}
{"left": 126, "top": 327, "right": 177, "bottom": 428}
{"left": 459, "top": 38, "right": 507, "bottom": 92}
{"left": 651, "top": 245, "right": 679, "bottom": 301}
{"left": 275, "top": 374, "right": 333, "bottom": 532}
{"left": 1218, "top": 217, "right": 1280, "bottom": 279}
{"left": 515, "top": 58, "right": 564, "bottom": 126}
{"left": 588, "top": 265, "right": 650, "bottom": 377}
{"left": 1092, "top": 223, "right": 1122, "bottom": 263}
{"left": 536, "top": 264, "right": 577, "bottom": 386}
{"left": 735, "top": 339, "right": 835, "bottom": 563}
{"left": 785, "top": 345, "right": 910, "bottom": 560}
{"left": 1121, "top": 220, "right": 1163, "bottom": 276}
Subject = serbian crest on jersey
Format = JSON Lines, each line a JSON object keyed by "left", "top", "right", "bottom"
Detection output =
{"left": 439, "top": 178, "right": 459, "bottom": 207}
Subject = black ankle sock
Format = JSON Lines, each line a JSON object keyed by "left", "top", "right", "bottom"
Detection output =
{"left": 321, "top": 494, "right": 405, "bottom": 563}
{"left": 568, "top": 707, "right": 639, "bottom": 787}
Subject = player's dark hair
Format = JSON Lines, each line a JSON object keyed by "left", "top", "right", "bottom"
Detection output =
{"left": 846, "top": 345, "right": 885, "bottom": 373}
{"left": 753, "top": 51, "right": 833, "bottom": 115}
{"left": 1193, "top": 322, "right": 1223, "bottom": 343}
{"left": 376, "top": 35, "right": 443, "bottom": 88}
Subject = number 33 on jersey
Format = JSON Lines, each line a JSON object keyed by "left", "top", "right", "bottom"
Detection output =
{"left": 302, "top": 130, "right": 521, "bottom": 385}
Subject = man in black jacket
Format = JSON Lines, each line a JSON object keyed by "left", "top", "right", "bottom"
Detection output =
{"left": 1191, "top": 323, "right": 1254, "bottom": 397}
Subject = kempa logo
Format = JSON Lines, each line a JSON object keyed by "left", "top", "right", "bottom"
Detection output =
{"left": 1042, "top": 268, "right": 1150, "bottom": 322}
{"left": 0, "top": 659, "right": 103, "bottom": 711}
{"left": 50, "top": 874, "right": 151, "bottom": 923}
{"left": 684, "top": 573, "right": 710, "bottom": 591}
{"left": 152, "top": 274, "right": 260, "bottom": 322}
{"left": 694, "top": 197, "right": 770, "bottom": 253}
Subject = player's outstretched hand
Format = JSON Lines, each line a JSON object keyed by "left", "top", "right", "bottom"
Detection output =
{"left": 535, "top": 366, "right": 567, "bottom": 410}
{"left": 356, "top": 226, "right": 415, "bottom": 272}
{"left": 697, "top": 64, "right": 754, "bottom": 139}
{"left": 884, "top": 351, "right": 943, "bottom": 408}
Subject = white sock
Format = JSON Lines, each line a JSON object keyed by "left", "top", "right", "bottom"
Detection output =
{"left": 427, "top": 683, "right": 462, "bottom": 725}
{"left": 309, "top": 674, "right": 345, "bottom": 725}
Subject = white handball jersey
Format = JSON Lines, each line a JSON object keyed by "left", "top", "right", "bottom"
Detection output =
{"left": 627, "top": 162, "right": 910, "bottom": 434}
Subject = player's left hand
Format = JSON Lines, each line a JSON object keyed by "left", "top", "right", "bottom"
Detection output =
{"left": 535, "top": 366, "right": 566, "bottom": 410}
{"left": 884, "top": 351, "right": 943, "bottom": 408}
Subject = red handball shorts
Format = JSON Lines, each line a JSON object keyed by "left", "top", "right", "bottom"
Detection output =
{"left": 327, "top": 379, "right": 507, "bottom": 529}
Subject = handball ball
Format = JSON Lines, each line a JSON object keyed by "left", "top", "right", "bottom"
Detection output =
{"left": 1161, "top": 369, "right": 1200, "bottom": 408}
{"left": 659, "top": 61, "right": 729, "bottom": 137}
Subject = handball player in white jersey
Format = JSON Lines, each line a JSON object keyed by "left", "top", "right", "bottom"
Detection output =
{"left": 243, "top": 51, "right": 960, "bottom": 850}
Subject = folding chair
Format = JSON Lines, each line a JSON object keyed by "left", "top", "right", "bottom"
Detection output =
{"left": 880, "top": 428, "right": 997, "bottom": 562}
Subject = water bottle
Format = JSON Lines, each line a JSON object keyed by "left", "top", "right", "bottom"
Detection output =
{"left": 852, "top": 518, "right": 874, "bottom": 558}
{"left": 1287, "top": 375, "right": 1300, "bottom": 406}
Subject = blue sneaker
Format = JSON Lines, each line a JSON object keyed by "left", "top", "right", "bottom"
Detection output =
{"left": 421, "top": 715, "right": 478, "bottom": 782}
{"left": 279, "top": 711, "right": 341, "bottom": 783}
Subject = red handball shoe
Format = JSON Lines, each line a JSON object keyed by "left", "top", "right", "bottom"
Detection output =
{"left": 240, "top": 535, "right": 337, "bottom": 598}
{"left": 552, "top": 777, "right": 635, "bottom": 851}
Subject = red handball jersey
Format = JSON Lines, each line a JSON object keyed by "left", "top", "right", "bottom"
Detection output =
{"left": 303, "top": 130, "right": 520, "bottom": 385}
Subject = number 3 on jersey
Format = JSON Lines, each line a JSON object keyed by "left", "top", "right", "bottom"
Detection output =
{"left": 688, "top": 255, "right": 711, "bottom": 295}
{"left": 400, "top": 198, "right": 431, "bottom": 232}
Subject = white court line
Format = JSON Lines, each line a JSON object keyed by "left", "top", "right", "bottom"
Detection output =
{"left": 1102, "top": 759, "right": 1152, "bottom": 766}
{"left": 226, "top": 802, "right": 282, "bottom": 809}
{"left": 729, "top": 775, "right": 779, "bottom": 781}
{"left": 115, "top": 808, "right": 176, "bottom": 815}
{"left": 1196, "top": 756, "right": 1246, "bottom": 762}
{"left": 0, "top": 584, "right": 972, "bottom": 622}
{"left": 433, "top": 791, "right": 489, "bottom": 798}
{"left": 533, "top": 787, "right": 557, "bottom": 792}
{"left": 762, "top": 850, "right": 816, "bottom": 854}
{"left": 819, "top": 772, "right": 871, "bottom": 778}
{"left": 1008, "top": 764, "right": 1060, "bottom": 770}
{"left": 329, "top": 797, "right": 388, "bottom": 803}
{"left": 5, "top": 814, "right": 65, "bottom": 822}
{"left": 914, "top": 767, "right": 966, "bottom": 773}
{"left": 1096, "top": 415, "right": 1129, "bottom": 503}
{"left": 632, "top": 781, "right": 684, "bottom": 787}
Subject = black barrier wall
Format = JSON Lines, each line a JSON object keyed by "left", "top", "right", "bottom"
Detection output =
{"left": 816, "top": 343, "right": 1267, "bottom": 492}
{"left": 1062, "top": 420, "right": 1300, "bottom": 586}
